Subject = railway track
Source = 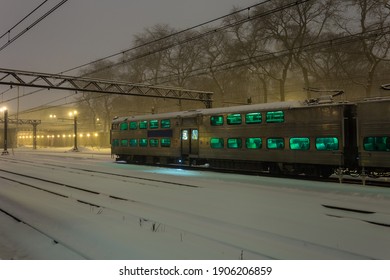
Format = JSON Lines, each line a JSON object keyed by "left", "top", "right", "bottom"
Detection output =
{"left": 1, "top": 155, "right": 386, "bottom": 259}
{"left": 3, "top": 151, "right": 390, "bottom": 186}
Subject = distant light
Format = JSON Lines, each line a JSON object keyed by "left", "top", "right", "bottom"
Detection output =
{"left": 0, "top": 106, "right": 7, "bottom": 112}
{"left": 69, "top": 110, "right": 77, "bottom": 117}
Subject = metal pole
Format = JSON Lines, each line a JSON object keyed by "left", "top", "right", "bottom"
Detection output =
{"left": 2, "top": 109, "right": 9, "bottom": 155}
{"left": 32, "top": 123, "right": 37, "bottom": 150}
{"left": 73, "top": 114, "right": 78, "bottom": 152}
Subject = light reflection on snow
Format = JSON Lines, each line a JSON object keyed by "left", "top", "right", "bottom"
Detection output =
{"left": 145, "top": 168, "right": 199, "bottom": 177}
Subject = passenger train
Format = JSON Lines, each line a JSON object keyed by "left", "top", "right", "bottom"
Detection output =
{"left": 111, "top": 97, "right": 390, "bottom": 178}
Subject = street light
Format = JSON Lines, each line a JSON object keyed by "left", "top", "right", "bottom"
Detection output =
{"left": 69, "top": 110, "right": 78, "bottom": 152}
{"left": 1, "top": 106, "right": 9, "bottom": 155}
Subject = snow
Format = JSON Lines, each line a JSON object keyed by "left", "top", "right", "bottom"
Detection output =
{"left": 1, "top": 147, "right": 390, "bottom": 260}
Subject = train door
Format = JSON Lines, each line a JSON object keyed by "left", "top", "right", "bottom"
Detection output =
{"left": 181, "top": 128, "right": 199, "bottom": 158}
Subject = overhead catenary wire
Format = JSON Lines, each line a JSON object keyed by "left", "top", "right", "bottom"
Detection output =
{"left": 61, "top": 0, "right": 275, "bottom": 75}
{"left": 83, "top": 0, "right": 311, "bottom": 77}
{"left": 0, "top": 0, "right": 69, "bottom": 52}
{"left": 0, "top": 0, "right": 49, "bottom": 41}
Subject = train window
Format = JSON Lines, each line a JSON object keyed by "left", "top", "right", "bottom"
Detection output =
{"left": 315, "top": 137, "right": 339, "bottom": 151}
{"left": 149, "top": 139, "right": 159, "bottom": 147}
{"left": 139, "top": 138, "right": 148, "bottom": 147}
{"left": 267, "top": 138, "right": 284, "bottom": 149}
{"left": 149, "top": 120, "right": 159, "bottom": 129}
{"left": 182, "top": 130, "right": 189, "bottom": 140}
{"left": 266, "top": 111, "right": 285, "bottom": 123}
{"left": 129, "top": 139, "right": 138, "bottom": 147}
{"left": 289, "top": 137, "right": 310, "bottom": 150}
{"left": 363, "top": 136, "right": 389, "bottom": 151}
{"left": 120, "top": 139, "right": 128, "bottom": 147}
{"left": 246, "top": 138, "right": 262, "bottom": 149}
{"left": 112, "top": 139, "right": 120, "bottom": 147}
{"left": 139, "top": 121, "right": 148, "bottom": 129}
{"left": 245, "top": 113, "right": 262, "bottom": 124}
{"left": 210, "top": 115, "right": 224, "bottom": 126}
{"left": 227, "top": 138, "right": 242, "bottom": 149}
{"left": 210, "top": 138, "right": 224, "bottom": 149}
{"left": 227, "top": 114, "right": 242, "bottom": 125}
{"left": 192, "top": 129, "right": 199, "bottom": 140}
{"left": 161, "top": 138, "right": 171, "bottom": 147}
{"left": 161, "top": 119, "right": 171, "bottom": 128}
{"left": 129, "top": 121, "right": 137, "bottom": 130}
{"left": 120, "top": 122, "right": 128, "bottom": 130}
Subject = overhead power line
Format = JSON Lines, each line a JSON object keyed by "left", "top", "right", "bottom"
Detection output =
{"left": 0, "top": 0, "right": 69, "bottom": 52}
{"left": 83, "top": 0, "right": 311, "bottom": 77}
{"left": 62, "top": 0, "right": 276, "bottom": 75}
{"left": 140, "top": 25, "right": 390, "bottom": 85}
{"left": 0, "top": 0, "right": 49, "bottom": 41}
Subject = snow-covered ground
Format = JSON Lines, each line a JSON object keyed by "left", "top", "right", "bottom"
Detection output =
{"left": 0, "top": 147, "right": 389, "bottom": 260}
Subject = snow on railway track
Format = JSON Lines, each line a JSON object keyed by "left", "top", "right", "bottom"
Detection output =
{"left": 1, "top": 151, "right": 390, "bottom": 259}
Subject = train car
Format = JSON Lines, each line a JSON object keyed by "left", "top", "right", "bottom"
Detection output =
{"left": 357, "top": 98, "right": 390, "bottom": 176}
{"left": 111, "top": 99, "right": 357, "bottom": 177}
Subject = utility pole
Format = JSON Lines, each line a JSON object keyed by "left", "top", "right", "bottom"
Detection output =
{"left": 69, "top": 111, "right": 78, "bottom": 152}
{"left": 1, "top": 107, "right": 9, "bottom": 155}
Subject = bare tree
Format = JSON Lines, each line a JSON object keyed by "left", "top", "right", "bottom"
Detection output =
{"left": 336, "top": 0, "right": 390, "bottom": 97}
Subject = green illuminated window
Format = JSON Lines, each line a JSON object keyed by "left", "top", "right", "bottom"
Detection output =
{"left": 245, "top": 113, "right": 262, "bottom": 124}
{"left": 246, "top": 138, "right": 262, "bottom": 149}
{"left": 112, "top": 139, "right": 119, "bottom": 147}
{"left": 149, "top": 139, "right": 159, "bottom": 147}
{"left": 266, "top": 111, "right": 284, "bottom": 123}
{"left": 227, "top": 114, "right": 242, "bottom": 125}
{"left": 139, "top": 121, "right": 147, "bottom": 129}
{"left": 315, "top": 137, "right": 339, "bottom": 151}
{"left": 161, "top": 119, "right": 171, "bottom": 128}
{"left": 120, "top": 122, "right": 128, "bottom": 130}
{"left": 120, "top": 139, "right": 128, "bottom": 147}
{"left": 363, "top": 136, "right": 389, "bottom": 151}
{"left": 289, "top": 137, "right": 310, "bottom": 150}
{"left": 210, "top": 138, "right": 224, "bottom": 149}
{"left": 210, "top": 115, "right": 224, "bottom": 126}
{"left": 129, "top": 121, "right": 137, "bottom": 130}
{"left": 161, "top": 138, "right": 171, "bottom": 147}
{"left": 139, "top": 138, "right": 148, "bottom": 147}
{"left": 267, "top": 138, "right": 284, "bottom": 149}
{"left": 227, "top": 138, "right": 242, "bottom": 149}
{"left": 129, "top": 139, "right": 138, "bottom": 147}
{"left": 149, "top": 120, "right": 159, "bottom": 129}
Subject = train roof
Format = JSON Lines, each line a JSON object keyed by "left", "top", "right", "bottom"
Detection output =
{"left": 112, "top": 99, "right": 352, "bottom": 123}
{"left": 112, "top": 101, "right": 306, "bottom": 123}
